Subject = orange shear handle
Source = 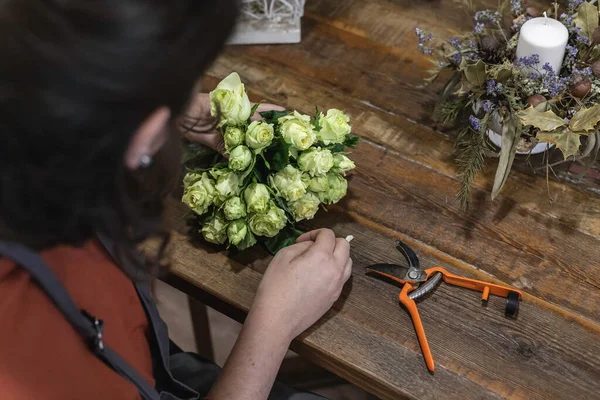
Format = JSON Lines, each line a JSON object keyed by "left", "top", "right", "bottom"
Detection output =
{"left": 425, "top": 267, "right": 523, "bottom": 302}
{"left": 398, "top": 284, "right": 435, "bottom": 372}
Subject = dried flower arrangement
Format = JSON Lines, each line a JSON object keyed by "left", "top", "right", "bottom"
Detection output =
{"left": 417, "top": 0, "right": 600, "bottom": 208}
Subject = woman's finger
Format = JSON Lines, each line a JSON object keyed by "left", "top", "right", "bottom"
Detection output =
{"left": 333, "top": 237, "right": 350, "bottom": 266}
{"left": 342, "top": 258, "right": 353, "bottom": 282}
{"left": 297, "top": 229, "right": 336, "bottom": 253}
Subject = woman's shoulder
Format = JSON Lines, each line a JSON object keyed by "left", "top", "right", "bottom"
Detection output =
{"left": 0, "top": 241, "right": 153, "bottom": 400}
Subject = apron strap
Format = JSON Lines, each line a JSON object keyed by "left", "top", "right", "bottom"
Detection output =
{"left": 0, "top": 241, "right": 161, "bottom": 400}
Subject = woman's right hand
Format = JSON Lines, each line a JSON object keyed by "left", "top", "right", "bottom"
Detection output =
{"left": 250, "top": 229, "right": 353, "bottom": 342}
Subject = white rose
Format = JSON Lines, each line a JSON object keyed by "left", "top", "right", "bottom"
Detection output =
{"left": 209, "top": 72, "right": 252, "bottom": 126}
{"left": 278, "top": 111, "right": 316, "bottom": 150}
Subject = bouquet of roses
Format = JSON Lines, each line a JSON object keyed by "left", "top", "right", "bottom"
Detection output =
{"left": 181, "top": 73, "right": 358, "bottom": 252}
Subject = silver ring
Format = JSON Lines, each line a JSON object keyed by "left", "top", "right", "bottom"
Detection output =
{"left": 140, "top": 154, "right": 152, "bottom": 168}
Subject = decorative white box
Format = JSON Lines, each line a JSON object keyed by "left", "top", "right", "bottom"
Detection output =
{"left": 228, "top": 0, "right": 306, "bottom": 45}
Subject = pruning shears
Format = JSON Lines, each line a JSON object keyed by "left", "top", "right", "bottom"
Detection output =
{"left": 366, "top": 240, "right": 522, "bottom": 373}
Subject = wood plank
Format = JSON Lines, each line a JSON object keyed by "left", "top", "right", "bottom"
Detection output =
{"left": 201, "top": 59, "right": 600, "bottom": 323}
{"left": 204, "top": 51, "right": 600, "bottom": 240}
{"left": 156, "top": 196, "right": 600, "bottom": 400}
{"left": 342, "top": 141, "right": 600, "bottom": 323}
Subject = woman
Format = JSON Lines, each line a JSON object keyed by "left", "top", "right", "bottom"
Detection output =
{"left": 0, "top": 1, "right": 352, "bottom": 399}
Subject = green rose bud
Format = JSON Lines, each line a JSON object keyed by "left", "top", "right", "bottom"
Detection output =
{"left": 270, "top": 165, "right": 307, "bottom": 202}
{"left": 307, "top": 175, "right": 329, "bottom": 193}
{"left": 201, "top": 214, "right": 228, "bottom": 245}
{"left": 244, "top": 183, "right": 271, "bottom": 214}
{"left": 223, "top": 126, "right": 245, "bottom": 150}
{"left": 209, "top": 72, "right": 252, "bottom": 126}
{"left": 183, "top": 172, "right": 203, "bottom": 190}
{"left": 223, "top": 196, "right": 247, "bottom": 221}
{"left": 181, "top": 172, "right": 216, "bottom": 215}
{"left": 278, "top": 111, "right": 316, "bottom": 150}
{"left": 228, "top": 145, "right": 253, "bottom": 172}
{"left": 248, "top": 203, "right": 287, "bottom": 237}
{"left": 332, "top": 154, "right": 356, "bottom": 175}
{"left": 298, "top": 148, "right": 334, "bottom": 177}
{"left": 289, "top": 193, "right": 321, "bottom": 222}
{"left": 245, "top": 120, "right": 274, "bottom": 152}
{"left": 214, "top": 170, "right": 242, "bottom": 203}
{"left": 317, "top": 173, "right": 348, "bottom": 205}
{"left": 227, "top": 220, "right": 249, "bottom": 246}
{"left": 317, "top": 109, "right": 351, "bottom": 145}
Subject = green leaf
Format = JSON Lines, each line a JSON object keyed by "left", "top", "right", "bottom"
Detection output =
{"left": 569, "top": 104, "right": 600, "bottom": 132}
{"left": 259, "top": 153, "right": 271, "bottom": 169}
{"left": 241, "top": 153, "right": 258, "bottom": 181}
{"left": 249, "top": 101, "right": 264, "bottom": 121}
{"left": 453, "top": 80, "right": 473, "bottom": 96}
{"left": 537, "top": 129, "right": 582, "bottom": 160}
{"left": 461, "top": 59, "right": 487, "bottom": 87}
{"left": 264, "top": 138, "right": 292, "bottom": 171}
{"left": 491, "top": 114, "right": 519, "bottom": 200}
{"left": 328, "top": 134, "right": 360, "bottom": 153}
{"left": 517, "top": 107, "right": 566, "bottom": 132}
{"left": 344, "top": 134, "right": 360, "bottom": 149}
{"left": 234, "top": 230, "right": 257, "bottom": 251}
{"left": 259, "top": 110, "right": 290, "bottom": 125}
{"left": 487, "top": 63, "right": 513, "bottom": 82}
{"left": 574, "top": 1, "right": 599, "bottom": 39}
{"left": 312, "top": 106, "right": 322, "bottom": 132}
{"left": 263, "top": 226, "right": 304, "bottom": 255}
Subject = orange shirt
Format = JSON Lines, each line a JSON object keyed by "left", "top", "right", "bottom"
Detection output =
{"left": 0, "top": 241, "right": 155, "bottom": 400}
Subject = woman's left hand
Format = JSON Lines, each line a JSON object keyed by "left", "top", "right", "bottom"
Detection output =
{"left": 180, "top": 93, "right": 285, "bottom": 154}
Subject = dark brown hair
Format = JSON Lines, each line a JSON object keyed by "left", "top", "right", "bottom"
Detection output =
{"left": 0, "top": 0, "right": 239, "bottom": 274}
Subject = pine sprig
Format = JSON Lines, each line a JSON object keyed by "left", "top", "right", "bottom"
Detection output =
{"left": 435, "top": 99, "right": 466, "bottom": 124}
{"left": 455, "top": 125, "right": 490, "bottom": 210}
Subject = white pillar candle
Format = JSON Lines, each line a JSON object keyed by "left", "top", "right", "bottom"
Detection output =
{"left": 515, "top": 12, "right": 568, "bottom": 74}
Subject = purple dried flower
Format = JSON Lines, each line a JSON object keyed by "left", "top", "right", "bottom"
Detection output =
{"left": 486, "top": 79, "right": 503, "bottom": 96}
{"left": 469, "top": 115, "right": 481, "bottom": 131}
{"left": 482, "top": 100, "right": 494, "bottom": 112}
{"left": 449, "top": 37, "right": 461, "bottom": 46}
{"left": 511, "top": 0, "right": 523, "bottom": 15}
{"left": 566, "top": 44, "right": 578, "bottom": 60}
{"left": 576, "top": 34, "right": 591, "bottom": 45}
{"left": 560, "top": 13, "right": 574, "bottom": 26}
{"left": 568, "top": 0, "right": 584, "bottom": 14}
{"left": 464, "top": 52, "right": 480, "bottom": 61}
{"left": 473, "top": 10, "right": 501, "bottom": 35}
{"left": 474, "top": 23, "right": 485, "bottom": 35}
{"left": 415, "top": 28, "right": 434, "bottom": 55}
{"left": 452, "top": 53, "right": 463, "bottom": 65}
{"left": 572, "top": 66, "right": 593, "bottom": 77}
{"left": 474, "top": 10, "right": 501, "bottom": 24}
{"left": 516, "top": 54, "right": 540, "bottom": 67}
{"left": 512, "top": 16, "right": 532, "bottom": 31}
{"left": 539, "top": 64, "right": 568, "bottom": 96}
{"left": 542, "top": 63, "right": 555, "bottom": 74}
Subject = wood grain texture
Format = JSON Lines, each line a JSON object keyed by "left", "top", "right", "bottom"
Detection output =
{"left": 157, "top": 198, "right": 600, "bottom": 400}
{"left": 159, "top": 0, "right": 600, "bottom": 398}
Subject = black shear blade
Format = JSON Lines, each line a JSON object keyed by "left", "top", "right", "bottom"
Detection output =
{"left": 396, "top": 240, "right": 420, "bottom": 269}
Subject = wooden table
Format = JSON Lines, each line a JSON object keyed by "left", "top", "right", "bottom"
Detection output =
{"left": 161, "top": 1, "right": 600, "bottom": 398}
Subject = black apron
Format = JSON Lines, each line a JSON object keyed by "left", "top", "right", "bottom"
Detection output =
{"left": 0, "top": 239, "right": 325, "bottom": 400}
